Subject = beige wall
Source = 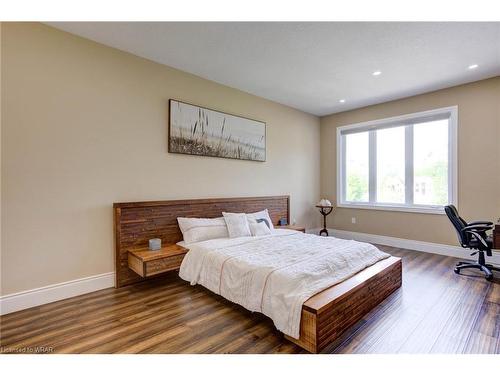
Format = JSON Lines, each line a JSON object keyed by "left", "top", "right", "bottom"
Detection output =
{"left": 321, "top": 77, "right": 500, "bottom": 245}
{"left": 2, "top": 22, "right": 498, "bottom": 297}
{"left": 0, "top": 22, "right": 3, "bottom": 294}
{"left": 1, "top": 23, "right": 321, "bottom": 295}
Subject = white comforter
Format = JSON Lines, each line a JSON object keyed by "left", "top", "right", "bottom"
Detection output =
{"left": 179, "top": 230, "right": 389, "bottom": 339}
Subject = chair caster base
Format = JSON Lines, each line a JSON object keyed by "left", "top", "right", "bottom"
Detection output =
{"left": 454, "top": 260, "right": 496, "bottom": 281}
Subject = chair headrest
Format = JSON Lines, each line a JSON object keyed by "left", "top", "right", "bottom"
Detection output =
{"left": 445, "top": 205, "right": 459, "bottom": 219}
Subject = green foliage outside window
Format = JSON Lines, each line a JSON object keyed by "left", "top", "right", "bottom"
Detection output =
{"left": 415, "top": 161, "right": 448, "bottom": 205}
{"left": 347, "top": 174, "right": 368, "bottom": 202}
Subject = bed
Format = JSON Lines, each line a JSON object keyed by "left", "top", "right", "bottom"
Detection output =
{"left": 114, "top": 196, "right": 402, "bottom": 353}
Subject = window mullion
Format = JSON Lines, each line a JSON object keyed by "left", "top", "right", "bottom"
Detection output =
{"left": 369, "top": 131, "right": 377, "bottom": 203}
{"left": 341, "top": 135, "right": 347, "bottom": 203}
{"left": 405, "top": 125, "right": 414, "bottom": 205}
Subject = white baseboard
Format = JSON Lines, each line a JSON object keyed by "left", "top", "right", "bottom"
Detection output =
{"left": 0, "top": 272, "right": 114, "bottom": 315}
{"left": 307, "top": 228, "right": 500, "bottom": 265}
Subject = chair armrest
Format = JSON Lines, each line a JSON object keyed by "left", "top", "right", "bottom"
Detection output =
{"left": 465, "top": 230, "right": 489, "bottom": 248}
{"left": 461, "top": 224, "right": 493, "bottom": 232}
{"left": 469, "top": 220, "right": 494, "bottom": 226}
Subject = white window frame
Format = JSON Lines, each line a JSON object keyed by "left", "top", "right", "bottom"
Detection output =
{"left": 336, "top": 106, "right": 458, "bottom": 215}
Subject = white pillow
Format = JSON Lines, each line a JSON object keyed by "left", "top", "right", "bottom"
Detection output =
{"left": 249, "top": 221, "right": 272, "bottom": 236}
{"left": 246, "top": 209, "right": 275, "bottom": 230}
{"left": 177, "top": 217, "right": 229, "bottom": 244}
{"left": 222, "top": 212, "right": 252, "bottom": 238}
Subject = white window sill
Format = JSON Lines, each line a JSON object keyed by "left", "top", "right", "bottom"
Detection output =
{"left": 337, "top": 203, "right": 447, "bottom": 215}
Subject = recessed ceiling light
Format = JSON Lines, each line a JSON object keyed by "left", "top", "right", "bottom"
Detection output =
{"left": 339, "top": 99, "right": 346, "bottom": 103}
{"left": 468, "top": 64, "right": 479, "bottom": 70}
{"left": 372, "top": 70, "right": 382, "bottom": 76}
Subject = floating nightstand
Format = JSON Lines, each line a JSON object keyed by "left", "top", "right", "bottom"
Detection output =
{"left": 128, "top": 244, "right": 188, "bottom": 278}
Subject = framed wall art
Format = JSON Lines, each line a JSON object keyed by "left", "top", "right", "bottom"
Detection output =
{"left": 169, "top": 99, "right": 266, "bottom": 162}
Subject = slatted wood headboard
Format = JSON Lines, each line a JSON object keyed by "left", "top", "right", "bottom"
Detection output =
{"left": 113, "top": 196, "right": 290, "bottom": 287}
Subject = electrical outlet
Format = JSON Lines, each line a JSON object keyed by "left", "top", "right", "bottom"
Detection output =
{"left": 351, "top": 217, "right": 356, "bottom": 224}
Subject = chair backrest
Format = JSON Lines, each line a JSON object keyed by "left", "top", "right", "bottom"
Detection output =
{"left": 444, "top": 205, "right": 468, "bottom": 246}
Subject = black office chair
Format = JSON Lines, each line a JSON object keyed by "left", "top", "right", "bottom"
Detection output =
{"left": 445, "top": 205, "right": 499, "bottom": 281}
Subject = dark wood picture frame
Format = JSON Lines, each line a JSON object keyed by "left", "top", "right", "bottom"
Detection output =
{"left": 168, "top": 99, "right": 266, "bottom": 162}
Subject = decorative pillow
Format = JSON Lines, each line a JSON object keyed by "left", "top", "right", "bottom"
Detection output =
{"left": 177, "top": 217, "right": 229, "bottom": 244}
{"left": 249, "top": 221, "right": 272, "bottom": 236}
{"left": 222, "top": 212, "right": 252, "bottom": 238}
{"left": 246, "top": 209, "right": 275, "bottom": 229}
{"left": 256, "top": 218, "right": 270, "bottom": 228}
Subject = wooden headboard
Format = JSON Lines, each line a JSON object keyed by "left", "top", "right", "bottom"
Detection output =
{"left": 113, "top": 196, "right": 290, "bottom": 287}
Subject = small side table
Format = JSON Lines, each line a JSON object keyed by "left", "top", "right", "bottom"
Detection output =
{"left": 128, "top": 244, "right": 188, "bottom": 278}
{"left": 278, "top": 225, "right": 306, "bottom": 233}
{"left": 494, "top": 224, "right": 500, "bottom": 249}
{"left": 316, "top": 205, "right": 334, "bottom": 236}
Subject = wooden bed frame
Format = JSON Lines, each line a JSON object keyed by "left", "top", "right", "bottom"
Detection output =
{"left": 113, "top": 195, "right": 402, "bottom": 353}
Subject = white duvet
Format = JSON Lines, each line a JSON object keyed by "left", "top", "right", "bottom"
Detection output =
{"left": 179, "top": 229, "right": 389, "bottom": 339}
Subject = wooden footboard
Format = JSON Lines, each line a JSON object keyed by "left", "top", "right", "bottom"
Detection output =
{"left": 285, "top": 256, "right": 402, "bottom": 353}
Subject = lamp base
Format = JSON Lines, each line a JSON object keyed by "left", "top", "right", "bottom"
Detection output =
{"left": 319, "top": 228, "right": 329, "bottom": 236}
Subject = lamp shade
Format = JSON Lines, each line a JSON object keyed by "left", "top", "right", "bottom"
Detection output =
{"left": 317, "top": 198, "right": 332, "bottom": 207}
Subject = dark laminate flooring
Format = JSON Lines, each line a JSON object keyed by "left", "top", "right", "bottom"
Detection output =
{"left": 1, "top": 246, "right": 498, "bottom": 354}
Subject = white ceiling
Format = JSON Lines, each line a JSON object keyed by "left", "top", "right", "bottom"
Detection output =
{"left": 47, "top": 22, "right": 500, "bottom": 116}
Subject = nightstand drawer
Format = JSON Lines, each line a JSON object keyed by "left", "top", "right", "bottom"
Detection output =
{"left": 145, "top": 254, "right": 185, "bottom": 276}
{"left": 128, "top": 244, "right": 188, "bottom": 278}
{"left": 278, "top": 225, "right": 306, "bottom": 233}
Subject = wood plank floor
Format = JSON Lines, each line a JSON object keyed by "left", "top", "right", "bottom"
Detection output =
{"left": 1, "top": 246, "right": 499, "bottom": 354}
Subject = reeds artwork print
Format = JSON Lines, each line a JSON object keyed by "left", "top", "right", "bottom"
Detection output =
{"left": 169, "top": 100, "right": 266, "bottom": 161}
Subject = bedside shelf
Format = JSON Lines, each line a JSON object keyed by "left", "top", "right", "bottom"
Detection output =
{"left": 278, "top": 225, "right": 306, "bottom": 233}
{"left": 128, "top": 244, "right": 188, "bottom": 277}
{"left": 494, "top": 224, "right": 500, "bottom": 249}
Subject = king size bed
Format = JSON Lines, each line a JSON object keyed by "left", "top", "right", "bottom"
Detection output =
{"left": 114, "top": 196, "right": 402, "bottom": 353}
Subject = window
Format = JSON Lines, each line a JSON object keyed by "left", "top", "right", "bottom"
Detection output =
{"left": 337, "top": 106, "right": 457, "bottom": 214}
{"left": 345, "top": 132, "right": 369, "bottom": 202}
